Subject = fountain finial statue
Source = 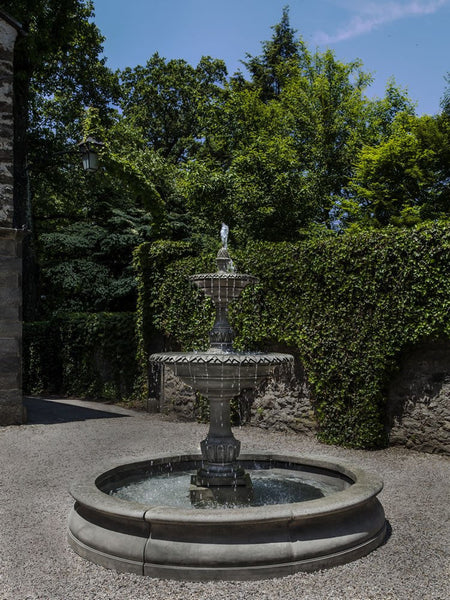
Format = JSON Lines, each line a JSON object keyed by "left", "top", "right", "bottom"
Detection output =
{"left": 220, "top": 223, "right": 229, "bottom": 249}
{"left": 217, "top": 223, "right": 235, "bottom": 273}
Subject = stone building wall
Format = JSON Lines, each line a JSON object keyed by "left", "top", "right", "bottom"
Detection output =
{"left": 0, "top": 16, "right": 17, "bottom": 227}
{"left": 0, "top": 11, "right": 24, "bottom": 425}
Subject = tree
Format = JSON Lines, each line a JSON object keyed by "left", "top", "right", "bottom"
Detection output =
{"left": 441, "top": 72, "right": 450, "bottom": 116}
{"left": 241, "top": 5, "right": 301, "bottom": 100}
{"left": 119, "top": 54, "right": 227, "bottom": 164}
{"left": 182, "top": 26, "right": 388, "bottom": 241}
{"left": 38, "top": 207, "right": 154, "bottom": 315}
{"left": 4, "top": 0, "right": 119, "bottom": 318}
{"left": 30, "top": 107, "right": 189, "bottom": 316}
{"left": 341, "top": 112, "right": 450, "bottom": 228}
{"left": 4, "top": 0, "right": 117, "bottom": 226}
{"left": 280, "top": 48, "right": 375, "bottom": 226}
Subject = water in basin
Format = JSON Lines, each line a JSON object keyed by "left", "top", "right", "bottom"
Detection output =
{"left": 109, "top": 467, "right": 345, "bottom": 509}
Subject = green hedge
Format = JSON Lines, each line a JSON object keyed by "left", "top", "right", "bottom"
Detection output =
{"left": 23, "top": 312, "right": 139, "bottom": 401}
{"left": 134, "top": 223, "right": 450, "bottom": 449}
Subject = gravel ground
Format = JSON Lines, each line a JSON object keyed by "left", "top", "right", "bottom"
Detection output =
{"left": 0, "top": 397, "right": 449, "bottom": 600}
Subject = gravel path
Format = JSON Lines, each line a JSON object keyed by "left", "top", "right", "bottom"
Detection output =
{"left": 0, "top": 397, "right": 449, "bottom": 600}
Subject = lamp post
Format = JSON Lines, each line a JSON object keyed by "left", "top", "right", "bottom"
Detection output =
{"left": 77, "top": 136, "right": 103, "bottom": 173}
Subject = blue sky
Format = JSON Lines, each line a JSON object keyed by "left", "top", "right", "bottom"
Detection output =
{"left": 91, "top": 0, "right": 450, "bottom": 115}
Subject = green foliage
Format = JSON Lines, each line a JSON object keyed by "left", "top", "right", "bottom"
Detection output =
{"left": 17, "top": 6, "right": 443, "bottom": 323}
{"left": 364, "top": 78, "right": 416, "bottom": 143}
{"left": 14, "top": 6, "right": 450, "bottom": 423}
{"left": 8, "top": 0, "right": 118, "bottom": 141}
{"left": 37, "top": 207, "right": 153, "bottom": 315}
{"left": 342, "top": 112, "right": 450, "bottom": 228}
{"left": 7, "top": 0, "right": 120, "bottom": 319}
{"left": 119, "top": 54, "right": 227, "bottom": 164}
{"left": 23, "top": 312, "right": 138, "bottom": 400}
{"left": 133, "top": 240, "right": 216, "bottom": 360}
{"left": 135, "top": 224, "right": 450, "bottom": 449}
{"left": 181, "top": 17, "right": 401, "bottom": 241}
{"left": 23, "top": 321, "right": 62, "bottom": 394}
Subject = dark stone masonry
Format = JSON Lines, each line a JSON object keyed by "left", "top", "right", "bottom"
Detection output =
{"left": 153, "top": 341, "right": 450, "bottom": 456}
{"left": 386, "top": 340, "right": 450, "bottom": 455}
{"left": 0, "top": 11, "right": 25, "bottom": 425}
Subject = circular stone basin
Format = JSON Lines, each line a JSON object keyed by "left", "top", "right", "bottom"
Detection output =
{"left": 68, "top": 453, "right": 387, "bottom": 581}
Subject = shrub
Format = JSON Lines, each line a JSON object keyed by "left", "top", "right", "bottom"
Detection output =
{"left": 23, "top": 312, "right": 138, "bottom": 401}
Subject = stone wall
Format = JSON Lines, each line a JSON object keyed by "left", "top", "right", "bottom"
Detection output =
{"left": 0, "top": 228, "right": 23, "bottom": 423}
{"left": 153, "top": 351, "right": 318, "bottom": 435}
{"left": 0, "top": 16, "right": 17, "bottom": 229}
{"left": 248, "top": 357, "right": 316, "bottom": 435}
{"left": 156, "top": 364, "right": 198, "bottom": 420}
{"left": 0, "top": 12, "right": 24, "bottom": 425}
{"left": 152, "top": 341, "right": 450, "bottom": 455}
{"left": 386, "top": 340, "right": 450, "bottom": 455}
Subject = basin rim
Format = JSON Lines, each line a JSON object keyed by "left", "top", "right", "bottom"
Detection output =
{"left": 190, "top": 272, "right": 258, "bottom": 281}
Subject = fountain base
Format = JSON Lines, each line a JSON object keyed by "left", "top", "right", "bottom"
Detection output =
{"left": 190, "top": 472, "right": 254, "bottom": 505}
{"left": 68, "top": 453, "right": 387, "bottom": 581}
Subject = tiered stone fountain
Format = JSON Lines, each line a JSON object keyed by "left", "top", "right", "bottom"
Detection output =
{"left": 151, "top": 224, "right": 292, "bottom": 503}
{"left": 68, "top": 225, "right": 386, "bottom": 580}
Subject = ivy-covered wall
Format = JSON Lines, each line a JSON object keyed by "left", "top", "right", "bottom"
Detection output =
{"left": 134, "top": 223, "right": 450, "bottom": 449}
{"left": 23, "top": 312, "right": 138, "bottom": 401}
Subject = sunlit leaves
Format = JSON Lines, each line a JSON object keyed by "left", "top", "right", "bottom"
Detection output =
{"left": 344, "top": 113, "right": 450, "bottom": 227}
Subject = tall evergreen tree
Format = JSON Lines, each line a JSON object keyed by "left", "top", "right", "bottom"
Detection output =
{"left": 441, "top": 72, "right": 450, "bottom": 116}
{"left": 242, "top": 6, "right": 301, "bottom": 100}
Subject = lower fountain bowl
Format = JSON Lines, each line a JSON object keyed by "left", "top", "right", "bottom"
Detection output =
{"left": 150, "top": 351, "right": 293, "bottom": 398}
{"left": 68, "top": 453, "right": 387, "bottom": 581}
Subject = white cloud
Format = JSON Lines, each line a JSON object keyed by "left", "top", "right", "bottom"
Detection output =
{"left": 315, "top": 0, "right": 449, "bottom": 44}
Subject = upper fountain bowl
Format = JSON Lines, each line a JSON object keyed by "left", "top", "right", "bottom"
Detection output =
{"left": 190, "top": 247, "right": 258, "bottom": 304}
{"left": 190, "top": 272, "right": 258, "bottom": 304}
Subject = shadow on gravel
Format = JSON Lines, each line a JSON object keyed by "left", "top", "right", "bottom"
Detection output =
{"left": 24, "top": 397, "right": 130, "bottom": 425}
{"left": 380, "top": 520, "right": 393, "bottom": 547}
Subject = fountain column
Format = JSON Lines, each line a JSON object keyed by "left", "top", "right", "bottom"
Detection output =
{"left": 192, "top": 394, "right": 247, "bottom": 487}
{"left": 188, "top": 231, "right": 255, "bottom": 498}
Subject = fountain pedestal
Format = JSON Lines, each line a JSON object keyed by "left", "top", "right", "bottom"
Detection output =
{"left": 175, "top": 245, "right": 264, "bottom": 494}
{"left": 195, "top": 395, "right": 244, "bottom": 485}
{"left": 149, "top": 242, "right": 294, "bottom": 501}
{"left": 189, "top": 394, "right": 254, "bottom": 504}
